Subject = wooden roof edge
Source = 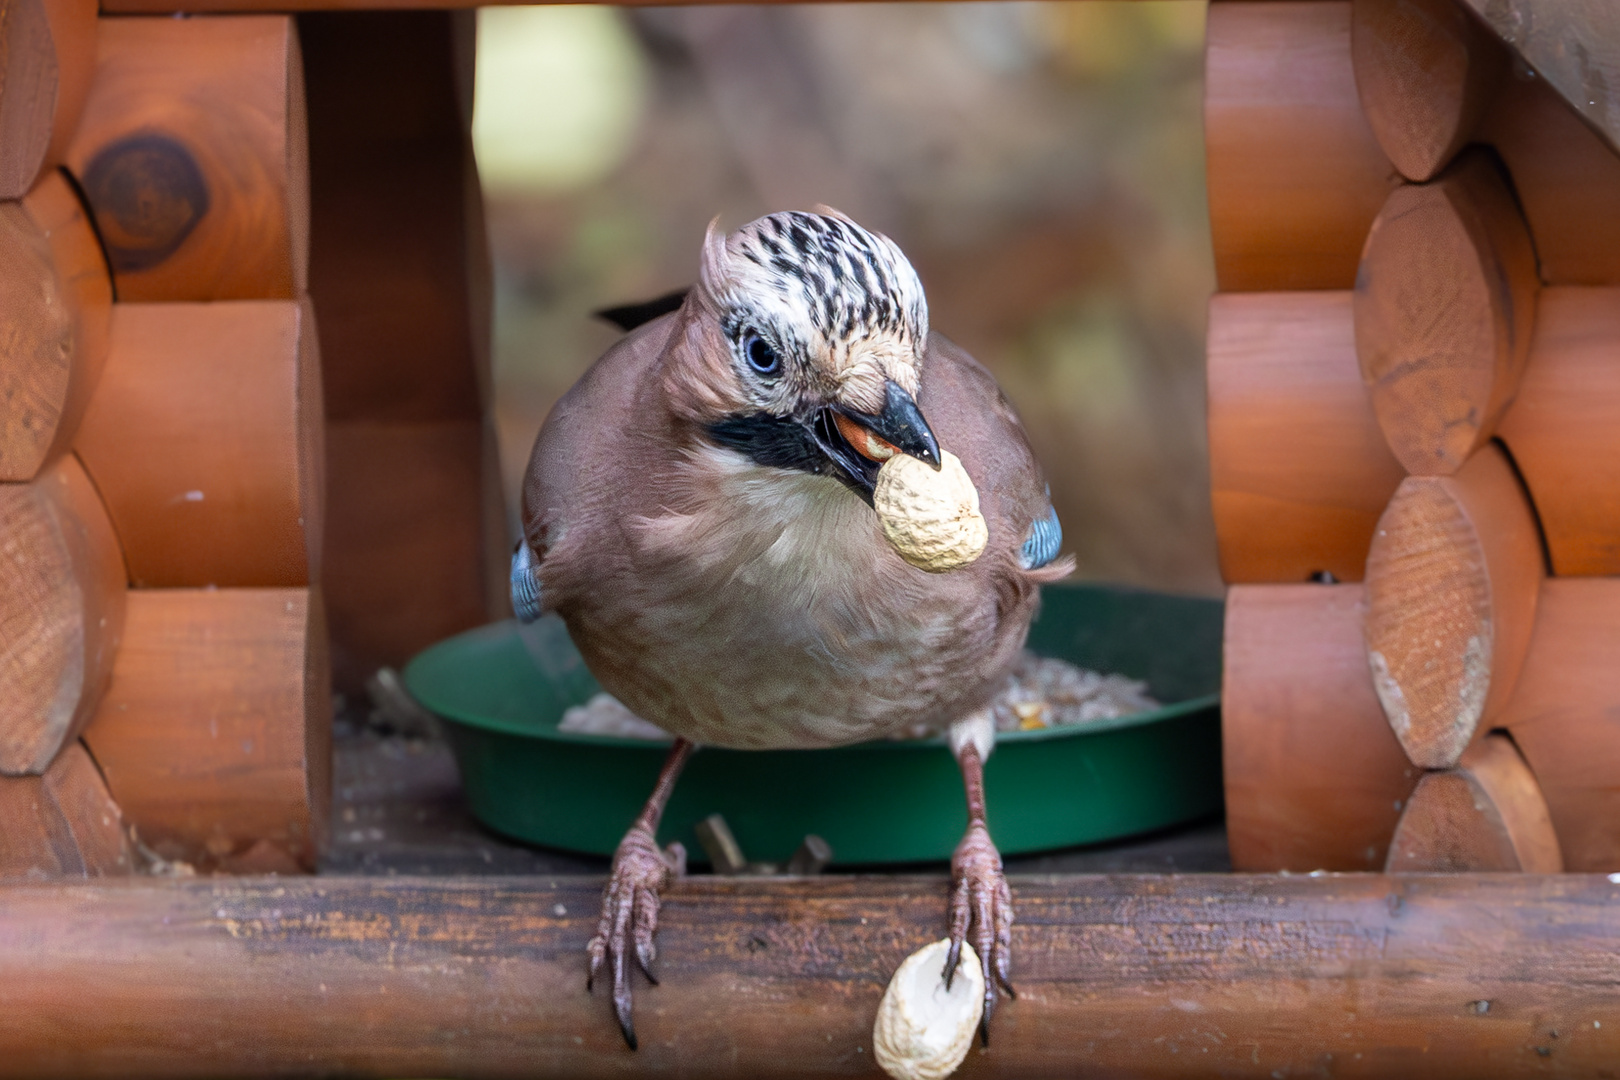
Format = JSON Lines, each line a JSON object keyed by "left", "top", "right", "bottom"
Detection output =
{"left": 1460, "top": 0, "right": 1620, "bottom": 157}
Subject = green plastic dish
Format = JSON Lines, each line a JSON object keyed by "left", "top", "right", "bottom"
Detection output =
{"left": 404, "top": 583, "right": 1224, "bottom": 866}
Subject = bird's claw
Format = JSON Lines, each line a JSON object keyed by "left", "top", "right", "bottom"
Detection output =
{"left": 946, "top": 819, "right": 1014, "bottom": 1046}
{"left": 587, "top": 822, "right": 686, "bottom": 1050}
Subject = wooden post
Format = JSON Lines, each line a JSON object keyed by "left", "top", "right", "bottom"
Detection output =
{"left": 0, "top": 169, "right": 112, "bottom": 482}
{"left": 1362, "top": 443, "right": 1544, "bottom": 769}
{"left": 62, "top": 15, "right": 308, "bottom": 302}
{"left": 81, "top": 588, "right": 330, "bottom": 873}
{"left": 0, "top": 741, "right": 132, "bottom": 879}
{"left": 1207, "top": 290, "right": 1405, "bottom": 584}
{"left": 302, "top": 11, "right": 506, "bottom": 691}
{"left": 1385, "top": 732, "right": 1562, "bottom": 872}
{"left": 1350, "top": 0, "right": 1506, "bottom": 182}
{"left": 1496, "top": 287, "right": 1620, "bottom": 575}
{"left": 74, "top": 299, "right": 324, "bottom": 588}
{"left": 1206, "top": 1, "right": 1398, "bottom": 291}
{"left": 0, "top": 453, "right": 125, "bottom": 777}
{"left": 1223, "top": 583, "right": 1418, "bottom": 871}
{"left": 0, "top": 0, "right": 95, "bottom": 199}
{"left": 1353, "top": 148, "right": 1539, "bottom": 476}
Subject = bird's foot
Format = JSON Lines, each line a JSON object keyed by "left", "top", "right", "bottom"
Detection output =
{"left": 587, "top": 821, "right": 686, "bottom": 1050}
{"left": 945, "top": 819, "right": 1014, "bottom": 1045}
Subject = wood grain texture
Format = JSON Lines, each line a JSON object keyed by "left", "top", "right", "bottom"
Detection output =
{"left": 1351, "top": 0, "right": 1506, "bottom": 182}
{"left": 36, "top": 0, "right": 93, "bottom": 171}
{"left": 1206, "top": 1, "right": 1399, "bottom": 291}
{"left": 302, "top": 12, "right": 505, "bottom": 690}
{"left": 1363, "top": 443, "right": 1544, "bottom": 770}
{"left": 1496, "top": 288, "right": 1620, "bottom": 576}
{"left": 1385, "top": 732, "right": 1562, "bottom": 872}
{"left": 323, "top": 420, "right": 501, "bottom": 688}
{"left": 0, "top": 453, "right": 126, "bottom": 776}
{"left": 0, "top": 169, "right": 113, "bottom": 483}
{"left": 62, "top": 15, "right": 308, "bottom": 301}
{"left": 1460, "top": 0, "right": 1620, "bottom": 158}
{"left": 0, "top": 741, "right": 132, "bottom": 879}
{"left": 0, "top": 874, "right": 1617, "bottom": 1075}
{"left": 75, "top": 299, "right": 323, "bottom": 588}
{"left": 1223, "top": 584, "right": 1418, "bottom": 871}
{"left": 1207, "top": 291, "right": 1405, "bottom": 584}
{"left": 1354, "top": 149, "right": 1538, "bottom": 476}
{"left": 1500, "top": 578, "right": 1620, "bottom": 873}
{"left": 0, "top": 0, "right": 54, "bottom": 198}
{"left": 81, "top": 588, "right": 330, "bottom": 872}
{"left": 1485, "top": 67, "right": 1620, "bottom": 285}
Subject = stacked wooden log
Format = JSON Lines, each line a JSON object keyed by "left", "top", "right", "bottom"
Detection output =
{"left": 0, "top": 5, "right": 328, "bottom": 874}
{"left": 1215, "top": 0, "right": 1620, "bottom": 873}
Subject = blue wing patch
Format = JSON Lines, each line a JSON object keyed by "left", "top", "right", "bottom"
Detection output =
{"left": 1020, "top": 500, "right": 1063, "bottom": 571}
{"left": 511, "top": 542, "right": 544, "bottom": 623}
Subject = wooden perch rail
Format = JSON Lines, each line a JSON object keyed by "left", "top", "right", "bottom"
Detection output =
{"left": 62, "top": 14, "right": 309, "bottom": 301}
{"left": 0, "top": 874, "right": 1617, "bottom": 1077}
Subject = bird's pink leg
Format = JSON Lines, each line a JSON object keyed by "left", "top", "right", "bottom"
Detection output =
{"left": 945, "top": 741, "right": 1015, "bottom": 1045}
{"left": 587, "top": 737, "right": 694, "bottom": 1050}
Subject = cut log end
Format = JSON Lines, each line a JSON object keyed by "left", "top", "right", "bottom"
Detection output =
{"left": 0, "top": 454, "right": 126, "bottom": 776}
{"left": 0, "top": 0, "right": 57, "bottom": 199}
{"left": 1350, "top": 0, "right": 1506, "bottom": 182}
{"left": 1363, "top": 445, "right": 1543, "bottom": 769}
{"left": 1386, "top": 733, "right": 1562, "bottom": 872}
{"left": 1354, "top": 149, "right": 1539, "bottom": 476}
{"left": 0, "top": 201, "right": 73, "bottom": 481}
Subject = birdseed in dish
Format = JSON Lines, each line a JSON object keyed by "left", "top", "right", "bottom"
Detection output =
{"left": 556, "top": 653, "right": 1156, "bottom": 741}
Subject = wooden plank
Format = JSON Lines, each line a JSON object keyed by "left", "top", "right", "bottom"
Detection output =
{"left": 1223, "top": 583, "right": 1418, "bottom": 871}
{"left": 0, "top": 169, "right": 112, "bottom": 482}
{"left": 1206, "top": 1, "right": 1399, "bottom": 291}
{"left": 81, "top": 588, "right": 330, "bottom": 873}
{"left": 74, "top": 299, "right": 323, "bottom": 588}
{"left": 1354, "top": 148, "right": 1538, "bottom": 476}
{"left": 61, "top": 15, "right": 308, "bottom": 301}
{"left": 1363, "top": 444, "right": 1543, "bottom": 769}
{"left": 1207, "top": 291, "right": 1404, "bottom": 584}
{"left": 0, "top": 454, "right": 125, "bottom": 777}
{"left": 1385, "top": 732, "right": 1562, "bottom": 872}
{"left": 1350, "top": 0, "right": 1506, "bottom": 182}
{"left": 1459, "top": 0, "right": 1620, "bottom": 159}
{"left": 0, "top": 874, "right": 1614, "bottom": 1075}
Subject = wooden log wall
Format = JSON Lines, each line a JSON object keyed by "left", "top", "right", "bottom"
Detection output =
{"left": 0, "top": 4, "right": 337, "bottom": 874}
{"left": 1211, "top": 0, "right": 1620, "bottom": 873}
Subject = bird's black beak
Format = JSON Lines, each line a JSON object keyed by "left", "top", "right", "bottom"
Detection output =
{"left": 842, "top": 380, "right": 942, "bottom": 470}
{"left": 809, "top": 380, "right": 941, "bottom": 504}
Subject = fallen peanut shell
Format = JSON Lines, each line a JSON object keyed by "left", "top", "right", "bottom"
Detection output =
{"left": 872, "top": 938, "right": 985, "bottom": 1080}
{"left": 873, "top": 450, "right": 988, "bottom": 572}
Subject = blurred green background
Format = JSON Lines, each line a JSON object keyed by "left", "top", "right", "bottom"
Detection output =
{"left": 473, "top": 1, "right": 1219, "bottom": 596}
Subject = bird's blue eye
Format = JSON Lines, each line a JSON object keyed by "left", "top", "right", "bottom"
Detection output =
{"left": 745, "top": 334, "right": 781, "bottom": 376}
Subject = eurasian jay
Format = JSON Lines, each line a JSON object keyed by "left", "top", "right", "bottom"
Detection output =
{"left": 513, "top": 209, "right": 1071, "bottom": 1050}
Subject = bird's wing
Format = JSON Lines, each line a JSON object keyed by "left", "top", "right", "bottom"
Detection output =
{"left": 917, "top": 333, "right": 1074, "bottom": 584}
{"left": 514, "top": 312, "right": 683, "bottom": 621}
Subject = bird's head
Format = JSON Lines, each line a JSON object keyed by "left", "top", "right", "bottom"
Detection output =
{"left": 664, "top": 209, "right": 942, "bottom": 503}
